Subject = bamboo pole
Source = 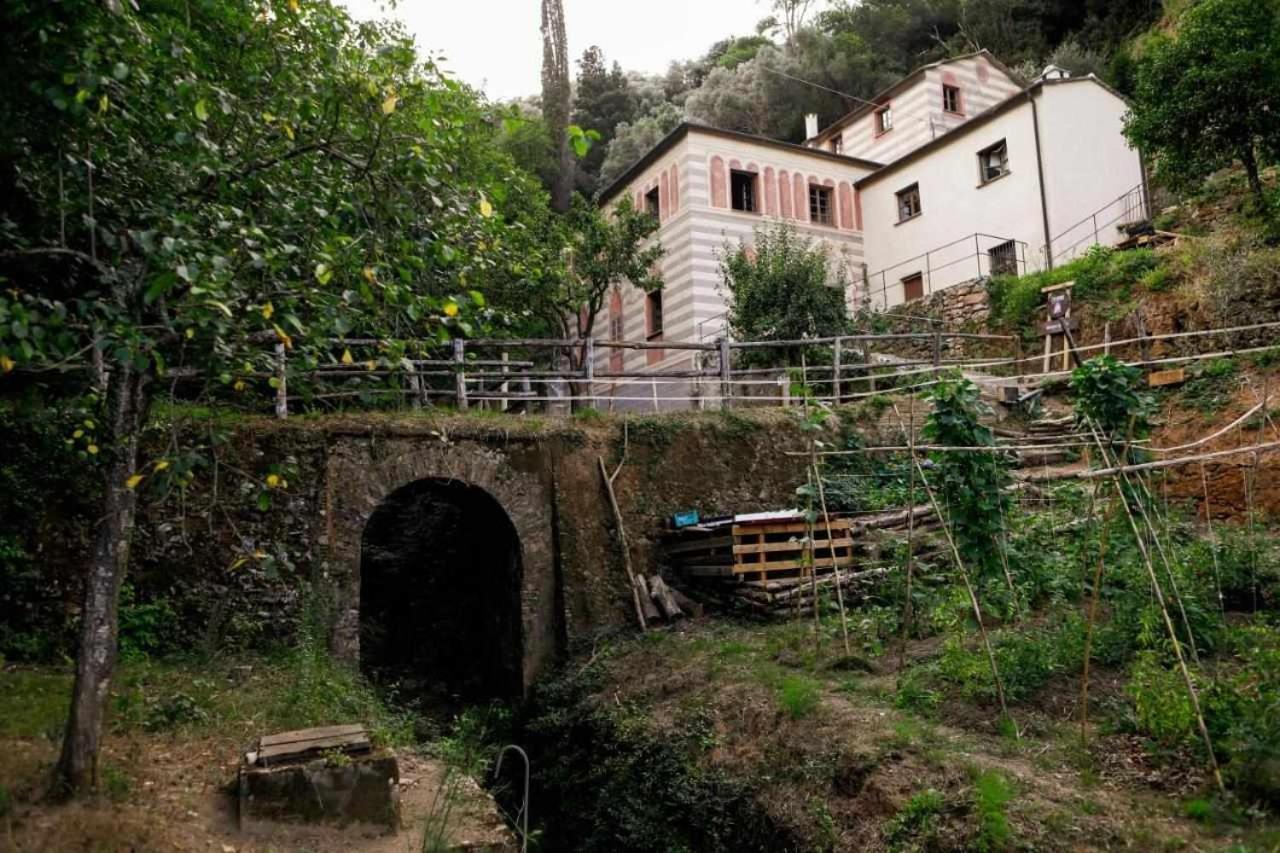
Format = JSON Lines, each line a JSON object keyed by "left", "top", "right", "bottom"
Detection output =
{"left": 891, "top": 403, "right": 1015, "bottom": 732}
{"left": 598, "top": 425, "right": 647, "bottom": 631}
{"left": 1079, "top": 494, "right": 1117, "bottom": 745}
{"left": 897, "top": 393, "right": 917, "bottom": 681}
{"left": 1080, "top": 419, "right": 1225, "bottom": 792}
{"left": 1199, "top": 463, "right": 1227, "bottom": 624}
{"left": 812, "top": 456, "right": 852, "bottom": 657}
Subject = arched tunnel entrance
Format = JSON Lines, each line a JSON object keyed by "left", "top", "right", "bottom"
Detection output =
{"left": 359, "top": 478, "right": 524, "bottom": 704}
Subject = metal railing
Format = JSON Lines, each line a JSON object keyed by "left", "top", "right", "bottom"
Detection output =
{"left": 860, "top": 233, "right": 1030, "bottom": 311}
{"left": 258, "top": 330, "right": 1024, "bottom": 417}
{"left": 1040, "top": 183, "right": 1149, "bottom": 267}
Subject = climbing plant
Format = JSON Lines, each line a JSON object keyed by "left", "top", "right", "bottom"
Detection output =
{"left": 921, "top": 377, "right": 1012, "bottom": 588}
{"left": 1069, "top": 355, "right": 1154, "bottom": 456}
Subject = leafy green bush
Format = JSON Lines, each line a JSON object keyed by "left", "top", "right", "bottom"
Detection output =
{"left": 1127, "top": 651, "right": 1197, "bottom": 747}
{"left": 1139, "top": 266, "right": 1175, "bottom": 292}
{"left": 1069, "top": 355, "right": 1154, "bottom": 445}
{"left": 118, "top": 584, "right": 182, "bottom": 662}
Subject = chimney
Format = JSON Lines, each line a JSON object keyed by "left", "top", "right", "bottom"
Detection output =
{"left": 805, "top": 113, "right": 819, "bottom": 139}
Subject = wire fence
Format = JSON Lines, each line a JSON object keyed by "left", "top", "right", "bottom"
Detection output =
{"left": 255, "top": 316, "right": 1280, "bottom": 417}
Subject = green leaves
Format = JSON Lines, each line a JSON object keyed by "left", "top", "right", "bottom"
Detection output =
{"left": 194, "top": 98, "right": 209, "bottom": 122}
{"left": 1069, "top": 355, "right": 1154, "bottom": 449}
{"left": 924, "top": 377, "right": 1012, "bottom": 584}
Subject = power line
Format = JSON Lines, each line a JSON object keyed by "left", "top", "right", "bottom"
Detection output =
{"left": 758, "top": 65, "right": 880, "bottom": 112}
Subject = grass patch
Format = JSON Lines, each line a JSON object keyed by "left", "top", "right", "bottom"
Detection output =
{"left": 972, "top": 770, "right": 1016, "bottom": 851}
{"left": 987, "top": 246, "right": 1163, "bottom": 334}
{"left": 1, "top": 650, "right": 417, "bottom": 748}
{"left": 776, "top": 674, "right": 822, "bottom": 719}
{"left": 885, "top": 788, "right": 947, "bottom": 850}
{"left": 0, "top": 669, "right": 72, "bottom": 739}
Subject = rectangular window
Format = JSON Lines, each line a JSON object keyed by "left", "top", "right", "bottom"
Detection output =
{"left": 644, "top": 186, "right": 660, "bottom": 217}
{"left": 646, "top": 290, "right": 663, "bottom": 338}
{"left": 896, "top": 183, "right": 921, "bottom": 222}
{"left": 943, "top": 84, "right": 962, "bottom": 114}
{"left": 875, "top": 104, "right": 893, "bottom": 134}
{"left": 978, "top": 140, "right": 1009, "bottom": 184}
{"left": 989, "top": 240, "right": 1018, "bottom": 277}
{"left": 730, "top": 170, "right": 758, "bottom": 212}
{"left": 809, "top": 184, "right": 834, "bottom": 226}
{"left": 902, "top": 273, "right": 924, "bottom": 302}
{"left": 830, "top": 136, "right": 843, "bottom": 154}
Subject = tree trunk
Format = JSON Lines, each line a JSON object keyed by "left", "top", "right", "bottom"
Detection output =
{"left": 54, "top": 362, "right": 148, "bottom": 796}
{"left": 1241, "top": 143, "right": 1265, "bottom": 206}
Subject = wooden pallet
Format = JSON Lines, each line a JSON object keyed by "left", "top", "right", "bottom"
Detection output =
{"left": 666, "top": 518, "right": 854, "bottom": 581}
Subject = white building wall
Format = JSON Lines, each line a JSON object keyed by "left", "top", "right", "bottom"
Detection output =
{"left": 1035, "top": 79, "right": 1146, "bottom": 266}
{"left": 858, "top": 99, "right": 1043, "bottom": 309}
{"left": 835, "top": 53, "right": 1022, "bottom": 164}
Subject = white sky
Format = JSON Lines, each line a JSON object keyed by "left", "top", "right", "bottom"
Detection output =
{"left": 338, "top": 0, "right": 769, "bottom": 101}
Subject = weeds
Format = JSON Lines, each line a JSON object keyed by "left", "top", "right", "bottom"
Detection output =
{"left": 777, "top": 674, "right": 822, "bottom": 719}
{"left": 972, "top": 770, "right": 1016, "bottom": 851}
{"left": 885, "top": 788, "right": 946, "bottom": 850}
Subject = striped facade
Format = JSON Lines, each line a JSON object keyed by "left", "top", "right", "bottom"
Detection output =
{"left": 813, "top": 52, "right": 1023, "bottom": 163}
{"left": 595, "top": 129, "right": 874, "bottom": 407}
{"left": 592, "top": 52, "right": 1145, "bottom": 409}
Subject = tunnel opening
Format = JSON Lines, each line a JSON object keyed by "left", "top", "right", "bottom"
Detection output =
{"left": 359, "top": 478, "right": 524, "bottom": 705}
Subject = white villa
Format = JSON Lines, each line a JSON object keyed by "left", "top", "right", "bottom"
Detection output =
{"left": 593, "top": 50, "right": 1148, "bottom": 393}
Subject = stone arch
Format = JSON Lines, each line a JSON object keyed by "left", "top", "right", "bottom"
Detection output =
{"left": 325, "top": 440, "right": 558, "bottom": 697}
{"left": 360, "top": 477, "right": 523, "bottom": 701}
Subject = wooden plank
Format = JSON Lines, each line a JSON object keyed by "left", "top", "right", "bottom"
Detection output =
{"left": 733, "top": 520, "right": 847, "bottom": 537}
{"left": 259, "top": 724, "right": 365, "bottom": 748}
{"left": 257, "top": 732, "right": 372, "bottom": 766}
{"left": 682, "top": 564, "right": 737, "bottom": 577}
{"left": 1148, "top": 367, "right": 1186, "bottom": 387}
{"left": 731, "top": 555, "right": 851, "bottom": 573}
{"left": 733, "top": 537, "right": 852, "bottom": 555}
{"left": 663, "top": 536, "right": 735, "bottom": 556}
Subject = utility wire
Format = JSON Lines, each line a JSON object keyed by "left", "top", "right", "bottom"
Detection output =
{"left": 758, "top": 65, "right": 880, "bottom": 111}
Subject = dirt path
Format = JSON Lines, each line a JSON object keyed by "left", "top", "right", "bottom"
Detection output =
{"left": 1, "top": 738, "right": 515, "bottom": 852}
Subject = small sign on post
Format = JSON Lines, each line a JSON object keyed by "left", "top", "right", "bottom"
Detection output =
{"left": 1040, "top": 282, "right": 1074, "bottom": 373}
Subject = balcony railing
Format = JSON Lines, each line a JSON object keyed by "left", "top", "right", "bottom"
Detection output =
{"left": 860, "top": 232, "right": 1030, "bottom": 311}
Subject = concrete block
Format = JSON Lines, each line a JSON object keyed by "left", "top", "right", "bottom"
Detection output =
{"left": 238, "top": 752, "right": 400, "bottom": 831}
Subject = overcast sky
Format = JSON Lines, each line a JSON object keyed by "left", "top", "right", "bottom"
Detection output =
{"left": 338, "top": 0, "right": 767, "bottom": 101}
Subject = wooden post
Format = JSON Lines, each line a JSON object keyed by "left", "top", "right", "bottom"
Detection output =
{"left": 931, "top": 331, "right": 942, "bottom": 378}
{"left": 1103, "top": 321, "right": 1112, "bottom": 356}
{"left": 499, "top": 351, "right": 510, "bottom": 412}
{"left": 274, "top": 343, "right": 288, "bottom": 419}
{"left": 718, "top": 337, "right": 731, "bottom": 409}
{"left": 453, "top": 338, "right": 468, "bottom": 410}
{"left": 583, "top": 337, "right": 595, "bottom": 410}
{"left": 832, "top": 338, "right": 843, "bottom": 405}
{"left": 597, "top": 456, "right": 647, "bottom": 631}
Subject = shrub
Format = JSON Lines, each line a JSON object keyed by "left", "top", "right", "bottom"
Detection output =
{"left": 1127, "top": 651, "right": 1197, "bottom": 747}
